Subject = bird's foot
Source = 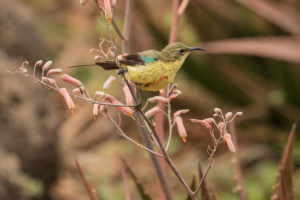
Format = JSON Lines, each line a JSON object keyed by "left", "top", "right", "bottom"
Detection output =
{"left": 133, "top": 102, "right": 142, "bottom": 112}
{"left": 117, "top": 68, "right": 128, "bottom": 75}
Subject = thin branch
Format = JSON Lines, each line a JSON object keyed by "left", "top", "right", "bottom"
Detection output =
{"left": 112, "top": 19, "right": 126, "bottom": 41}
{"left": 177, "top": 0, "right": 190, "bottom": 16}
{"left": 106, "top": 114, "right": 163, "bottom": 157}
{"left": 123, "top": 0, "right": 134, "bottom": 53}
{"left": 74, "top": 158, "right": 100, "bottom": 200}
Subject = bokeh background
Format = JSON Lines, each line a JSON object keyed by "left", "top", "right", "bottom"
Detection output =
{"left": 0, "top": 0, "right": 299, "bottom": 199}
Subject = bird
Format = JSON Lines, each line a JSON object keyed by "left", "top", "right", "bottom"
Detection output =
{"left": 95, "top": 42, "right": 205, "bottom": 91}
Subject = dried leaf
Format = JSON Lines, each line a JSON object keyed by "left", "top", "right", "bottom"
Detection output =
{"left": 198, "top": 162, "right": 219, "bottom": 200}
{"left": 202, "top": 37, "right": 300, "bottom": 64}
{"left": 234, "top": 0, "right": 300, "bottom": 35}
{"left": 74, "top": 158, "right": 100, "bottom": 200}
{"left": 271, "top": 123, "right": 296, "bottom": 200}
{"left": 122, "top": 159, "right": 152, "bottom": 200}
{"left": 185, "top": 176, "right": 196, "bottom": 200}
{"left": 122, "top": 168, "right": 131, "bottom": 200}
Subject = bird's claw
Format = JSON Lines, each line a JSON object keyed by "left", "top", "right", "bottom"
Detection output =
{"left": 117, "top": 68, "right": 128, "bottom": 75}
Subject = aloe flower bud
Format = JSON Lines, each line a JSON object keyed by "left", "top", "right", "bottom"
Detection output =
{"left": 103, "top": 76, "right": 116, "bottom": 90}
{"left": 175, "top": 116, "right": 187, "bottom": 142}
{"left": 59, "top": 88, "right": 76, "bottom": 113}
{"left": 61, "top": 74, "right": 82, "bottom": 87}
{"left": 145, "top": 106, "right": 161, "bottom": 118}
{"left": 224, "top": 133, "right": 236, "bottom": 153}
{"left": 47, "top": 68, "right": 62, "bottom": 76}
{"left": 123, "top": 85, "right": 133, "bottom": 105}
{"left": 148, "top": 96, "right": 169, "bottom": 104}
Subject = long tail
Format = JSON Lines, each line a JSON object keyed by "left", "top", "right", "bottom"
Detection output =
{"left": 68, "top": 61, "right": 118, "bottom": 70}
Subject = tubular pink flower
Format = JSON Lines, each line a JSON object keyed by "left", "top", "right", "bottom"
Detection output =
{"left": 174, "top": 109, "right": 189, "bottom": 117}
{"left": 224, "top": 133, "right": 236, "bottom": 153}
{"left": 61, "top": 74, "right": 82, "bottom": 87}
{"left": 103, "top": 76, "right": 116, "bottom": 90}
{"left": 175, "top": 116, "right": 187, "bottom": 142}
{"left": 104, "top": 0, "right": 112, "bottom": 23}
{"left": 93, "top": 104, "right": 101, "bottom": 117}
{"left": 47, "top": 68, "right": 62, "bottom": 76}
{"left": 123, "top": 85, "right": 133, "bottom": 105}
{"left": 189, "top": 119, "right": 212, "bottom": 130}
{"left": 80, "top": 0, "right": 89, "bottom": 5}
{"left": 95, "top": 91, "right": 106, "bottom": 98}
{"left": 148, "top": 96, "right": 169, "bottom": 104}
{"left": 59, "top": 88, "right": 76, "bottom": 113}
{"left": 145, "top": 106, "right": 161, "bottom": 118}
{"left": 112, "top": 100, "right": 133, "bottom": 117}
{"left": 42, "top": 60, "right": 53, "bottom": 71}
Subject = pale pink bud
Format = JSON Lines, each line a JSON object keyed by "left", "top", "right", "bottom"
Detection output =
{"left": 236, "top": 112, "right": 243, "bottom": 117}
{"left": 61, "top": 74, "right": 82, "bottom": 87}
{"left": 59, "top": 88, "right": 76, "bottom": 113}
{"left": 33, "top": 60, "right": 43, "bottom": 76}
{"left": 42, "top": 77, "right": 58, "bottom": 87}
{"left": 170, "top": 89, "right": 182, "bottom": 99}
{"left": 225, "top": 112, "right": 233, "bottom": 120}
{"left": 174, "top": 109, "right": 189, "bottom": 117}
{"left": 19, "top": 61, "right": 29, "bottom": 73}
{"left": 72, "top": 88, "right": 82, "bottom": 95}
{"left": 214, "top": 107, "right": 221, "bottom": 113}
{"left": 34, "top": 60, "right": 43, "bottom": 68}
{"left": 93, "top": 104, "right": 101, "bottom": 117}
{"left": 103, "top": 76, "right": 116, "bottom": 90}
{"left": 145, "top": 106, "right": 161, "bottom": 118}
{"left": 123, "top": 85, "right": 134, "bottom": 105}
{"left": 80, "top": 0, "right": 89, "bottom": 5}
{"left": 93, "top": 55, "right": 102, "bottom": 60}
{"left": 47, "top": 68, "right": 62, "bottom": 76}
{"left": 104, "top": 0, "right": 112, "bottom": 23}
{"left": 148, "top": 96, "right": 169, "bottom": 104}
{"left": 175, "top": 116, "right": 187, "bottom": 142}
{"left": 42, "top": 60, "right": 53, "bottom": 71}
{"left": 224, "top": 133, "right": 236, "bottom": 152}
{"left": 95, "top": 91, "right": 106, "bottom": 98}
{"left": 213, "top": 113, "right": 218, "bottom": 118}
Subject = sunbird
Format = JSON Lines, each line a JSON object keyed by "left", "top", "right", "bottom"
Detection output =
{"left": 96, "top": 42, "right": 205, "bottom": 91}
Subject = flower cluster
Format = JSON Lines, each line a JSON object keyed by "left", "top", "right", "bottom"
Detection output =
{"left": 80, "top": 0, "right": 116, "bottom": 24}
{"left": 190, "top": 108, "right": 243, "bottom": 153}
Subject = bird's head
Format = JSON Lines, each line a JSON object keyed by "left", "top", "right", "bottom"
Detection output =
{"left": 160, "top": 42, "right": 205, "bottom": 62}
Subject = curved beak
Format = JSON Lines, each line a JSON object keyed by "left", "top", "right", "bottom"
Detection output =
{"left": 186, "top": 47, "right": 205, "bottom": 52}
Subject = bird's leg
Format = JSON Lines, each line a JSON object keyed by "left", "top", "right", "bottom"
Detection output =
{"left": 117, "top": 68, "right": 128, "bottom": 75}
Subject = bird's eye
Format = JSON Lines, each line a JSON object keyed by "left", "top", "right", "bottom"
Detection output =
{"left": 179, "top": 49, "right": 185, "bottom": 53}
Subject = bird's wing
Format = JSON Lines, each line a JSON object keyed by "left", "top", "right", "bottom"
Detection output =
{"left": 120, "top": 50, "right": 159, "bottom": 66}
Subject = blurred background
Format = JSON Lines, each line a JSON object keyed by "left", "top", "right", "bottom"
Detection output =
{"left": 0, "top": 0, "right": 299, "bottom": 199}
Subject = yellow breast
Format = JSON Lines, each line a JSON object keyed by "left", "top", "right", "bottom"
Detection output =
{"left": 125, "top": 58, "right": 186, "bottom": 91}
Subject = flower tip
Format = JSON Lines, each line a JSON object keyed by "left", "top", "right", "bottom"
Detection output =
{"left": 71, "top": 108, "right": 75, "bottom": 115}
{"left": 80, "top": 0, "right": 89, "bottom": 5}
{"left": 236, "top": 112, "right": 243, "bottom": 117}
{"left": 214, "top": 107, "right": 221, "bottom": 113}
{"left": 182, "top": 137, "right": 187, "bottom": 143}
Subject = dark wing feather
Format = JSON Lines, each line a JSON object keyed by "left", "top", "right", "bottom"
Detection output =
{"left": 95, "top": 61, "right": 118, "bottom": 70}
{"left": 120, "top": 54, "right": 145, "bottom": 66}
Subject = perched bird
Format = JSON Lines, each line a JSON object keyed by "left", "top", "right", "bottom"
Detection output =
{"left": 96, "top": 42, "right": 204, "bottom": 91}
